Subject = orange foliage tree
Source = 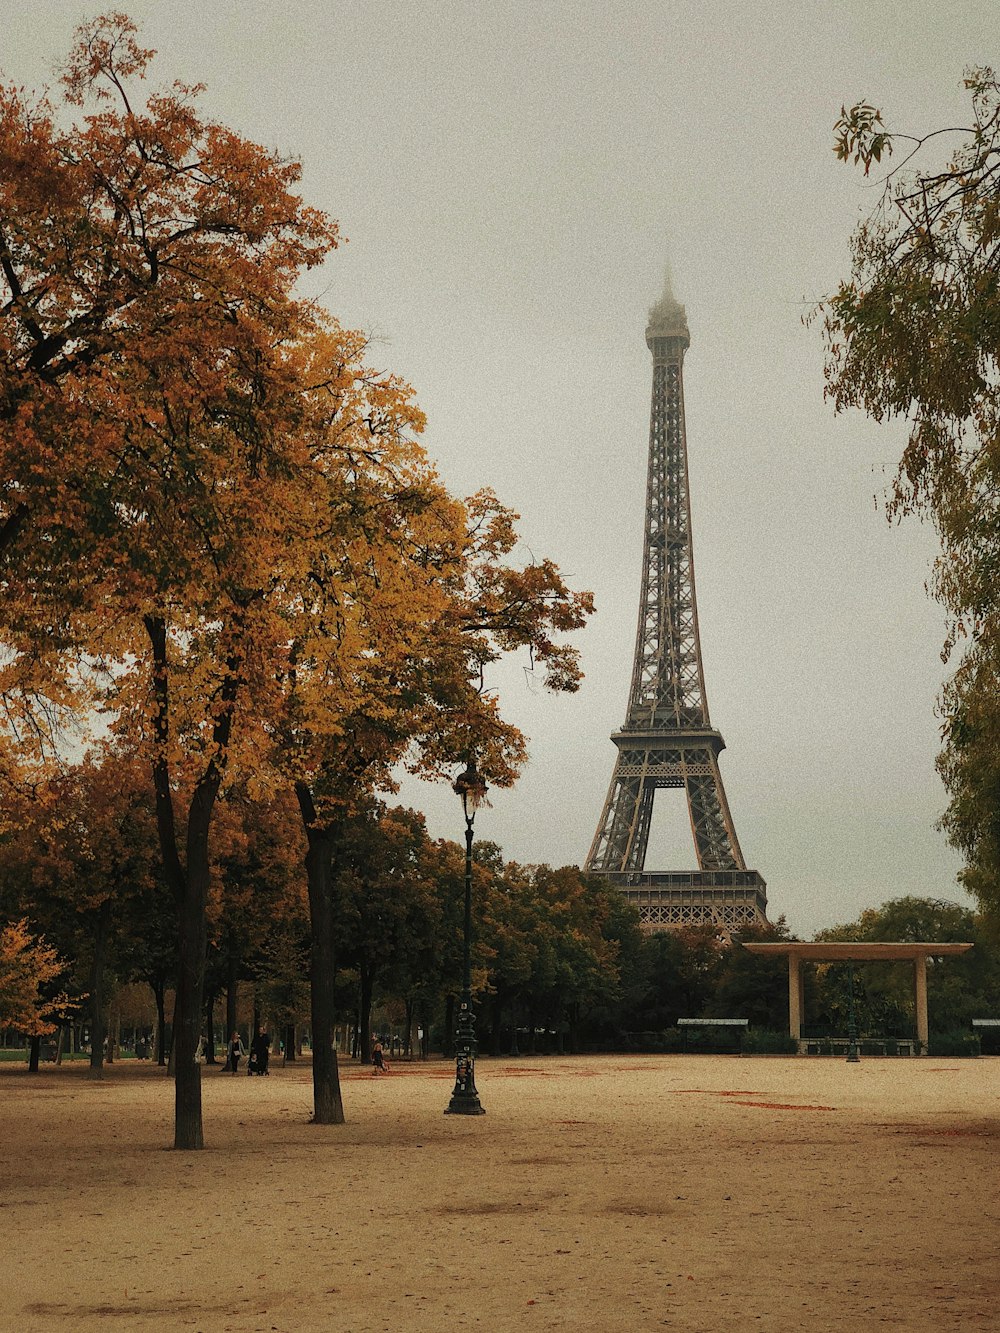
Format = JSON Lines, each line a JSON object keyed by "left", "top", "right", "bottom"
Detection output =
{"left": 0, "top": 919, "right": 66, "bottom": 1036}
{"left": 0, "top": 13, "right": 336, "bottom": 1147}
{"left": 265, "top": 334, "right": 593, "bottom": 1123}
{"left": 0, "top": 14, "right": 594, "bottom": 1148}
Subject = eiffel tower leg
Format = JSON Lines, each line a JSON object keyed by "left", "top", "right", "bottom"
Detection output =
{"left": 587, "top": 762, "right": 650, "bottom": 873}
{"left": 686, "top": 759, "right": 745, "bottom": 871}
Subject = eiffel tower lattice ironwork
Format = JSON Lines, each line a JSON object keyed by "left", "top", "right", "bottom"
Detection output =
{"left": 585, "top": 283, "right": 767, "bottom": 931}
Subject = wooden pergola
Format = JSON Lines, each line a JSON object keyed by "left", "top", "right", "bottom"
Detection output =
{"left": 743, "top": 941, "right": 974, "bottom": 1052}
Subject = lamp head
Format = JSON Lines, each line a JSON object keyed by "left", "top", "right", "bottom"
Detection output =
{"left": 453, "top": 758, "right": 487, "bottom": 812}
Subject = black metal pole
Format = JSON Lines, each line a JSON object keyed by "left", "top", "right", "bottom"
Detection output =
{"left": 445, "top": 794, "right": 485, "bottom": 1115}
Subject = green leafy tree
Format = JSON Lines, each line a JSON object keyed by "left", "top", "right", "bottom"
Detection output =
{"left": 709, "top": 917, "right": 797, "bottom": 1030}
{"left": 331, "top": 803, "right": 441, "bottom": 1063}
{"left": 826, "top": 70, "right": 1000, "bottom": 918}
{"left": 814, "top": 897, "right": 995, "bottom": 1035}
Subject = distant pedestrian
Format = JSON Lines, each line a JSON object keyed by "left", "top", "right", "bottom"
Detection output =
{"left": 372, "top": 1040, "right": 390, "bottom": 1075}
{"left": 228, "top": 1031, "right": 245, "bottom": 1074}
{"left": 249, "top": 1026, "right": 270, "bottom": 1076}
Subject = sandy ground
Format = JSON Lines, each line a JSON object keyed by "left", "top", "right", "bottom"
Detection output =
{"left": 1, "top": 1054, "right": 998, "bottom": 1333}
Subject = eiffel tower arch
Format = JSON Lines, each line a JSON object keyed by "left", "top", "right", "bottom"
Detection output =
{"left": 585, "top": 282, "right": 767, "bottom": 932}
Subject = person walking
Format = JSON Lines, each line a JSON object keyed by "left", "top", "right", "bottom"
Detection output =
{"left": 372, "top": 1039, "right": 390, "bottom": 1075}
{"left": 227, "top": 1031, "right": 245, "bottom": 1074}
{"left": 249, "top": 1025, "right": 270, "bottom": 1076}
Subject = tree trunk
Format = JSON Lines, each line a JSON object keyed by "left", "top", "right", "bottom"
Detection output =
{"left": 283, "top": 1022, "right": 296, "bottom": 1063}
{"left": 205, "top": 989, "right": 218, "bottom": 1064}
{"left": 404, "top": 998, "right": 415, "bottom": 1058}
{"left": 153, "top": 979, "right": 167, "bottom": 1067}
{"left": 54, "top": 1023, "right": 65, "bottom": 1065}
{"left": 225, "top": 938, "right": 239, "bottom": 1069}
{"left": 490, "top": 988, "right": 504, "bottom": 1057}
{"left": 88, "top": 898, "right": 112, "bottom": 1080}
{"left": 145, "top": 610, "right": 235, "bottom": 1148}
{"left": 443, "top": 994, "right": 455, "bottom": 1058}
{"left": 297, "top": 791, "right": 345, "bottom": 1125}
{"left": 28, "top": 1034, "right": 41, "bottom": 1072}
{"left": 171, "top": 783, "right": 218, "bottom": 1149}
{"left": 359, "top": 963, "right": 375, "bottom": 1065}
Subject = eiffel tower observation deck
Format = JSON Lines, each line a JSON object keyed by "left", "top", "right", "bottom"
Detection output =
{"left": 585, "top": 280, "right": 767, "bottom": 931}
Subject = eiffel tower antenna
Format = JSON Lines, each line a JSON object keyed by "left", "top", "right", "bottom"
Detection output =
{"left": 585, "top": 283, "right": 767, "bottom": 930}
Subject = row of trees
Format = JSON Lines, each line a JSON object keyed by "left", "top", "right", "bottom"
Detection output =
{"left": 0, "top": 14, "right": 593, "bottom": 1148}
{"left": 3, "top": 747, "right": 995, "bottom": 1062}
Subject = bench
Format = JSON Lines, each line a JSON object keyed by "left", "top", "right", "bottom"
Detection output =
{"left": 676, "top": 1018, "right": 749, "bottom": 1028}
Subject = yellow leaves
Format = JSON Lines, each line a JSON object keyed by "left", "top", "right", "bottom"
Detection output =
{"left": 0, "top": 918, "right": 67, "bottom": 1035}
{"left": 833, "top": 102, "right": 893, "bottom": 176}
{"left": 0, "top": 11, "right": 595, "bottom": 855}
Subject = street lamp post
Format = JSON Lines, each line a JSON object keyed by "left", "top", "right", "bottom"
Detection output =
{"left": 445, "top": 759, "right": 487, "bottom": 1116}
{"left": 846, "top": 962, "right": 861, "bottom": 1063}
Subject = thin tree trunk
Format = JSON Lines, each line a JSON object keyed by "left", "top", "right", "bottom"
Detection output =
{"left": 172, "top": 783, "right": 217, "bottom": 1149}
{"left": 297, "top": 786, "right": 345, "bottom": 1125}
{"left": 88, "top": 898, "right": 112, "bottom": 1080}
{"left": 283, "top": 1023, "right": 296, "bottom": 1063}
{"left": 107, "top": 999, "right": 120, "bottom": 1064}
{"left": 359, "top": 963, "right": 375, "bottom": 1065}
{"left": 405, "top": 998, "right": 415, "bottom": 1058}
{"left": 225, "top": 939, "right": 239, "bottom": 1070}
{"left": 28, "top": 1034, "right": 41, "bottom": 1072}
{"left": 443, "top": 994, "right": 455, "bottom": 1058}
{"left": 153, "top": 979, "right": 167, "bottom": 1067}
{"left": 206, "top": 989, "right": 218, "bottom": 1064}
{"left": 490, "top": 988, "right": 504, "bottom": 1057}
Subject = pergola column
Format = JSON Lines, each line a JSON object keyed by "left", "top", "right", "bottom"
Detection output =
{"left": 787, "top": 953, "right": 802, "bottom": 1040}
{"left": 914, "top": 953, "right": 929, "bottom": 1051}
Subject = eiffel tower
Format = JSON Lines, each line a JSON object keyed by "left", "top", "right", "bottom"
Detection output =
{"left": 585, "top": 280, "right": 767, "bottom": 931}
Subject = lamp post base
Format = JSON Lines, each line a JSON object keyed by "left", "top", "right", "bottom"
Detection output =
{"left": 444, "top": 1000, "right": 485, "bottom": 1115}
{"left": 444, "top": 1090, "right": 486, "bottom": 1116}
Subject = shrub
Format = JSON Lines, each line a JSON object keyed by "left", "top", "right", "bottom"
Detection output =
{"left": 743, "top": 1029, "right": 798, "bottom": 1055}
{"left": 927, "top": 1031, "right": 980, "bottom": 1058}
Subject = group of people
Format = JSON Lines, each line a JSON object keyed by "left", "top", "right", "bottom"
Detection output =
{"left": 226, "top": 1026, "right": 271, "bottom": 1076}
{"left": 201, "top": 1028, "right": 394, "bottom": 1076}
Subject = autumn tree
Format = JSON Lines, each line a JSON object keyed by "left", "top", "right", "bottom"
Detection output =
{"left": 1, "top": 14, "right": 594, "bottom": 1149}
{"left": 0, "top": 750, "right": 171, "bottom": 1074}
{"left": 0, "top": 13, "right": 337, "bottom": 1147}
{"left": 272, "top": 359, "right": 594, "bottom": 1122}
{"left": 826, "top": 71, "right": 1000, "bottom": 916}
{"left": 0, "top": 919, "right": 66, "bottom": 1037}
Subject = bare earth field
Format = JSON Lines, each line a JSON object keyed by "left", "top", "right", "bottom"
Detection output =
{"left": 1, "top": 1054, "right": 998, "bottom": 1333}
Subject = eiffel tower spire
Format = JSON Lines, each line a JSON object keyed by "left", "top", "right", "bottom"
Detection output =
{"left": 585, "top": 282, "right": 767, "bottom": 930}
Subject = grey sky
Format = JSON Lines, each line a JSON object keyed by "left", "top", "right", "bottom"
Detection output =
{"left": 6, "top": 1, "right": 995, "bottom": 936}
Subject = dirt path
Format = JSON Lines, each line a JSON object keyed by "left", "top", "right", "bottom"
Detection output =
{"left": 1, "top": 1054, "right": 997, "bottom": 1332}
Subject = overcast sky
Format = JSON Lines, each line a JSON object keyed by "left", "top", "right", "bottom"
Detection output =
{"left": 7, "top": 1, "right": 996, "bottom": 936}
